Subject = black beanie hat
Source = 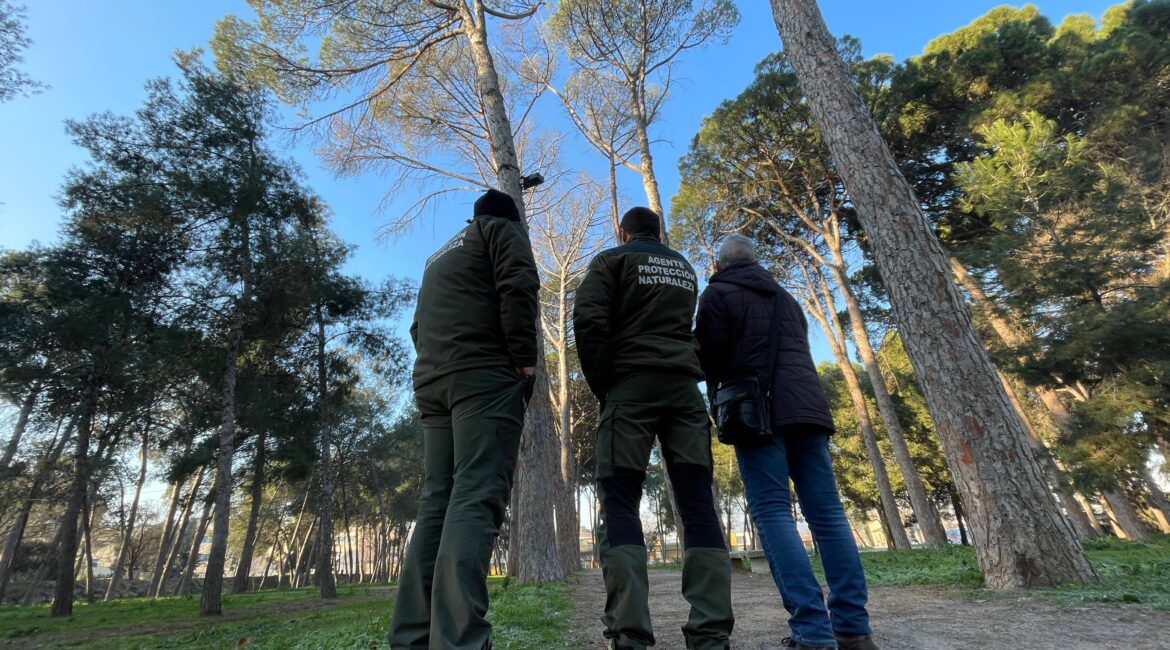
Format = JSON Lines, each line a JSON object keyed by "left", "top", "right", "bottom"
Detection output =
{"left": 473, "top": 189, "right": 521, "bottom": 222}
{"left": 619, "top": 206, "right": 661, "bottom": 239}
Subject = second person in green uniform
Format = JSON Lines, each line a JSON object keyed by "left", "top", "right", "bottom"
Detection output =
{"left": 573, "top": 207, "right": 734, "bottom": 650}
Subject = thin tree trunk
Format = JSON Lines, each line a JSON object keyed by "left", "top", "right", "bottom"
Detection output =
{"left": 770, "top": 0, "right": 1096, "bottom": 587}
{"left": 179, "top": 493, "right": 214, "bottom": 598}
{"left": 608, "top": 151, "right": 621, "bottom": 238}
{"left": 232, "top": 429, "right": 267, "bottom": 594}
{"left": 159, "top": 467, "right": 205, "bottom": 596}
{"left": 51, "top": 374, "right": 98, "bottom": 617}
{"left": 1101, "top": 487, "right": 1152, "bottom": 541}
{"left": 105, "top": 422, "right": 150, "bottom": 601}
{"left": 950, "top": 488, "right": 969, "bottom": 545}
{"left": 0, "top": 418, "right": 73, "bottom": 600}
{"left": 1, "top": 384, "right": 40, "bottom": 470}
{"left": 832, "top": 265, "right": 947, "bottom": 548}
{"left": 630, "top": 94, "right": 666, "bottom": 239}
{"left": 81, "top": 494, "right": 95, "bottom": 604}
{"left": 200, "top": 304, "right": 244, "bottom": 615}
{"left": 149, "top": 487, "right": 182, "bottom": 595}
{"left": 554, "top": 280, "right": 581, "bottom": 574}
{"left": 314, "top": 305, "right": 337, "bottom": 599}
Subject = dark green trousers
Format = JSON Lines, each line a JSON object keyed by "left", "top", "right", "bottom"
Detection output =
{"left": 389, "top": 367, "right": 532, "bottom": 650}
{"left": 596, "top": 372, "right": 734, "bottom": 650}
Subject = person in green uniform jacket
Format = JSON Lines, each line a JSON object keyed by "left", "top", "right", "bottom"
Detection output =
{"left": 573, "top": 207, "right": 734, "bottom": 650}
{"left": 389, "top": 189, "right": 539, "bottom": 650}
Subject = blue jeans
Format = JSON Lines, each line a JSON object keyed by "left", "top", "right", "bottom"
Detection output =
{"left": 735, "top": 432, "right": 871, "bottom": 649}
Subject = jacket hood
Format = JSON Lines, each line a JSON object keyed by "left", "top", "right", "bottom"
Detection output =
{"left": 709, "top": 262, "right": 779, "bottom": 295}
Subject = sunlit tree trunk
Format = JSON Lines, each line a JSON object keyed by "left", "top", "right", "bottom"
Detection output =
{"left": 105, "top": 423, "right": 150, "bottom": 600}
{"left": 769, "top": 0, "right": 1097, "bottom": 587}
{"left": 179, "top": 493, "right": 214, "bottom": 598}
{"left": 1101, "top": 487, "right": 1152, "bottom": 541}
{"left": 233, "top": 430, "right": 267, "bottom": 594}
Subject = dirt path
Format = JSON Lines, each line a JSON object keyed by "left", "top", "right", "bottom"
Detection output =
{"left": 570, "top": 569, "right": 1166, "bottom": 649}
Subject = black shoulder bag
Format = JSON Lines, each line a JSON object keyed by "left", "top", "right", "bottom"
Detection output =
{"left": 713, "top": 293, "right": 782, "bottom": 447}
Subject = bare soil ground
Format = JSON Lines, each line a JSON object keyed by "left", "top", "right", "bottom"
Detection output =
{"left": 569, "top": 569, "right": 1168, "bottom": 650}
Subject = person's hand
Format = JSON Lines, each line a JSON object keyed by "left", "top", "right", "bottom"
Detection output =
{"left": 516, "top": 366, "right": 535, "bottom": 379}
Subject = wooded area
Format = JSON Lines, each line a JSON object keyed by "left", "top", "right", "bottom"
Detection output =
{"left": 0, "top": 0, "right": 1167, "bottom": 621}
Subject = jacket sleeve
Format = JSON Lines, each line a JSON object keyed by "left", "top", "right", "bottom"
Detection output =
{"left": 695, "top": 285, "right": 730, "bottom": 388}
{"left": 483, "top": 219, "right": 540, "bottom": 368}
{"left": 572, "top": 254, "right": 615, "bottom": 399}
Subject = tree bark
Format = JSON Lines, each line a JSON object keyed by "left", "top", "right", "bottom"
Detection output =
{"left": 461, "top": 0, "right": 563, "bottom": 583}
{"left": 630, "top": 84, "right": 666, "bottom": 239}
{"left": 159, "top": 466, "right": 205, "bottom": 596}
{"left": 314, "top": 304, "right": 338, "bottom": 599}
{"left": 233, "top": 429, "right": 267, "bottom": 594}
{"left": 1101, "top": 487, "right": 1152, "bottom": 541}
{"left": 554, "top": 283, "right": 581, "bottom": 574}
{"left": 769, "top": 0, "right": 1097, "bottom": 588}
{"left": 51, "top": 373, "right": 98, "bottom": 617}
{"left": 200, "top": 304, "right": 244, "bottom": 615}
{"left": 148, "top": 456, "right": 188, "bottom": 596}
{"left": 105, "top": 421, "right": 150, "bottom": 601}
{"left": 1, "top": 384, "right": 39, "bottom": 471}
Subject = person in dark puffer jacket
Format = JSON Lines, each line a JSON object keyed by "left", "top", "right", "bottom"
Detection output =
{"left": 696, "top": 234, "right": 879, "bottom": 650}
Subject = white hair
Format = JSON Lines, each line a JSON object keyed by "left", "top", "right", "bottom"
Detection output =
{"left": 717, "top": 234, "right": 756, "bottom": 268}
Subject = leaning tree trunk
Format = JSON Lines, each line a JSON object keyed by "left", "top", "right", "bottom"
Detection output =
{"left": 1101, "top": 487, "right": 1152, "bottom": 541}
{"left": 951, "top": 258, "right": 1099, "bottom": 539}
{"left": 462, "top": 0, "right": 563, "bottom": 583}
{"left": 0, "top": 418, "right": 73, "bottom": 600}
{"left": 233, "top": 430, "right": 267, "bottom": 594}
{"left": 148, "top": 454, "right": 189, "bottom": 596}
{"left": 179, "top": 493, "right": 214, "bottom": 597}
{"left": 105, "top": 423, "right": 150, "bottom": 601}
{"left": 314, "top": 306, "right": 337, "bottom": 599}
{"left": 201, "top": 306, "right": 244, "bottom": 615}
{"left": 831, "top": 261, "right": 948, "bottom": 548}
{"left": 769, "top": 0, "right": 1097, "bottom": 588}
{"left": 1, "top": 384, "right": 40, "bottom": 471}
{"left": 51, "top": 374, "right": 98, "bottom": 617}
{"left": 1143, "top": 474, "right": 1170, "bottom": 534}
{"left": 801, "top": 268, "right": 911, "bottom": 550}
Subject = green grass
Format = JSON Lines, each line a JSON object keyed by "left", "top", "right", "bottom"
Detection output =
{"left": 0, "top": 578, "right": 577, "bottom": 649}
{"left": 802, "top": 534, "right": 1170, "bottom": 608}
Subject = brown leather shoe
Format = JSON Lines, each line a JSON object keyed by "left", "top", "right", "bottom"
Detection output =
{"left": 834, "top": 633, "right": 879, "bottom": 650}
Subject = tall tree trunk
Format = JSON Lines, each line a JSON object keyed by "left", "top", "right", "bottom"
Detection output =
{"left": 51, "top": 373, "right": 98, "bottom": 617}
{"left": 233, "top": 429, "right": 267, "bottom": 594}
{"left": 951, "top": 258, "right": 1100, "bottom": 540}
{"left": 0, "top": 418, "right": 73, "bottom": 600}
{"left": 630, "top": 85, "right": 666, "bottom": 239}
{"left": 105, "top": 422, "right": 150, "bottom": 601}
{"left": 1101, "top": 487, "right": 1152, "bottom": 541}
{"left": 554, "top": 279, "right": 581, "bottom": 574}
{"left": 1, "top": 384, "right": 40, "bottom": 471}
{"left": 314, "top": 306, "right": 337, "bottom": 599}
{"left": 179, "top": 493, "right": 214, "bottom": 598}
{"left": 608, "top": 151, "right": 621, "bottom": 238}
{"left": 769, "top": 0, "right": 1096, "bottom": 588}
{"left": 461, "top": 0, "right": 562, "bottom": 583}
{"left": 831, "top": 261, "right": 947, "bottom": 547}
{"left": 200, "top": 304, "right": 244, "bottom": 615}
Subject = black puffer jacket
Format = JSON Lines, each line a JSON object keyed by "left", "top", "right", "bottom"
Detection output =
{"left": 695, "top": 261, "right": 835, "bottom": 433}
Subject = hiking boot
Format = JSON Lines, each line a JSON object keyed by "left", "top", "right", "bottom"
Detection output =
{"left": 834, "top": 633, "right": 879, "bottom": 650}
{"left": 759, "top": 638, "right": 829, "bottom": 650}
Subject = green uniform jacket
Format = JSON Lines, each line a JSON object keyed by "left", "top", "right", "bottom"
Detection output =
{"left": 572, "top": 236, "right": 703, "bottom": 399}
{"left": 410, "top": 215, "right": 540, "bottom": 389}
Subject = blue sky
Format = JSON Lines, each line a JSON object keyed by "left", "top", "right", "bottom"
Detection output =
{"left": 0, "top": 0, "right": 1119, "bottom": 364}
